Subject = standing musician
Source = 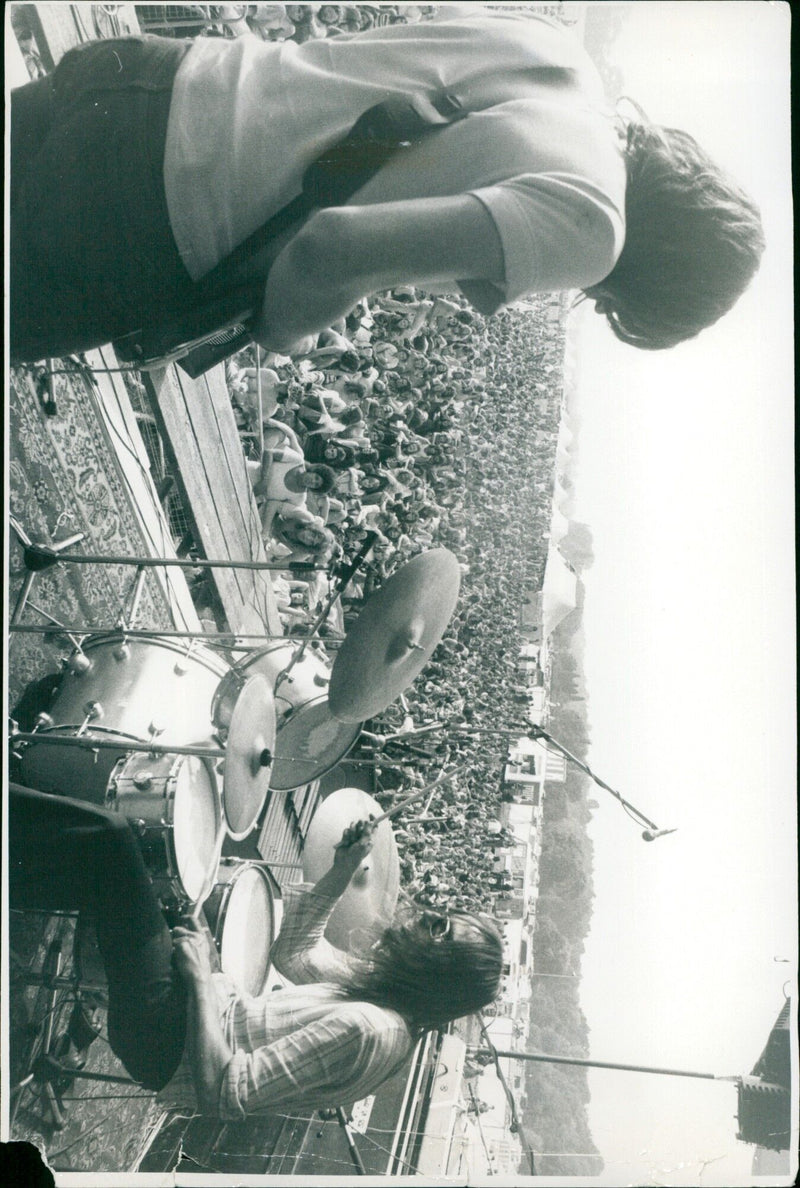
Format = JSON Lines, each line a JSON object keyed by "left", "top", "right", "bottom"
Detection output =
{"left": 9, "top": 783, "right": 503, "bottom": 1117}
{"left": 11, "top": 7, "right": 763, "bottom": 364}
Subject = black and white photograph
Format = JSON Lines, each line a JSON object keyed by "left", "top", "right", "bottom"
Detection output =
{"left": 3, "top": 2, "right": 795, "bottom": 1184}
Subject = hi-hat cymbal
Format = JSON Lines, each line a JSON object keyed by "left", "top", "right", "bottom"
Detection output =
{"left": 302, "top": 787, "right": 399, "bottom": 950}
{"left": 222, "top": 673, "right": 276, "bottom": 841}
{"left": 328, "top": 549, "right": 461, "bottom": 723}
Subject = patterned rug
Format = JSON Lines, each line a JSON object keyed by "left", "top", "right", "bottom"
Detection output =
{"left": 9, "top": 364, "right": 179, "bottom": 708}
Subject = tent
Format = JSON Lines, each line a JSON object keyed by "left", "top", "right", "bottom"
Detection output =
{"left": 541, "top": 547, "right": 577, "bottom": 636}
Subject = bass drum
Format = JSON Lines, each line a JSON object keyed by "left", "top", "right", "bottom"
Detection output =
{"left": 212, "top": 641, "right": 360, "bottom": 791}
{"left": 203, "top": 859, "right": 279, "bottom": 996}
{"left": 37, "top": 634, "right": 230, "bottom": 747}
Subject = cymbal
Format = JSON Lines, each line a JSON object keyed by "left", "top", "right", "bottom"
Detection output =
{"left": 302, "top": 787, "right": 400, "bottom": 950}
{"left": 221, "top": 673, "right": 276, "bottom": 841}
{"left": 328, "top": 548, "right": 461, "bottom": 723}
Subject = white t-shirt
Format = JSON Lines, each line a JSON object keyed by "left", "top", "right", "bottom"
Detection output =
{"left": 164, "top": 9, "right": 625, "bottom": 310}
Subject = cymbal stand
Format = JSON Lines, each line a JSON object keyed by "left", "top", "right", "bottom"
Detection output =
{"left": 13, "top": 543, "right": 324, "bottom": 574}
{"left": 10, "top": 926, "right": 134, "bottom": 1134}
{"left": 119, "top": 563, "right": 148, "bottom": 630}
{"left": 274, "top": 531, "right": 377, "bottom": 694}
{"left": 446, "top": 722, "right": 673, "bottom": 840}
{"left": 10, "top": 515, "right": 87, "bottom": 626}
{"left": 336, "top": 1107, "right": 367, "bottom": 1174}
{"left": 9, "top": 623, "right": 331, "bottom": 646}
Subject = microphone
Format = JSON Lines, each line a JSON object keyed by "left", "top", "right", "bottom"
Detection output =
{"left": 641, "top": 827, "right": 677, "bottom": 842}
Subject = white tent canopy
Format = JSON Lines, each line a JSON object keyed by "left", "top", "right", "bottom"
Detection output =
{"left": 549, "top": 506, "right": 570, "bottom": 544}
{"left": 541, "top": 547, "right": 577, "bottom": 636}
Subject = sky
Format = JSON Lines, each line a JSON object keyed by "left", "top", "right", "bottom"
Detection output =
{"left": 564, "top": 4, "right": 795, "bottom": 1185}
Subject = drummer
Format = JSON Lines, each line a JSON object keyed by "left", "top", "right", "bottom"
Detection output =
{"left": 9, "top": 784, "right": 502, "bottom": 1116}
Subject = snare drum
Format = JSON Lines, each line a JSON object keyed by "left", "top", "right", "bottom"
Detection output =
{"left": 203, "top": 859, "right": 278, "bottom": 996}
{"left": 38, "top": 634, "right": 230, "bottom": 747}
{"left": 108, "top": 750, "right": 222, "bottom": 908}
{"left": 213, "top": 641, "right": 360, "bottom": 791}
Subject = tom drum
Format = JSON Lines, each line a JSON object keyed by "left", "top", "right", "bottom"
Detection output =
{"left": 203, "top": 859, "right": 279, "bottom": 996}
{"left": 212, "top": 641, "right": 360, "bottom": 791}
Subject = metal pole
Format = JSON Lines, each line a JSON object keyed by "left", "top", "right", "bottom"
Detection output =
{"left": 471, "top": 1049, "right": 739, "bottom": 1082}
{"left": 23, "top": 603, "right": 84, "bottom": 652}
{"left": 124, "top": 565, "right": 148, "bottom": 628}
{"left": 11, "top": 571, "right": 37, "bottom": 625}
{"left": 527, "top": 726, "right": 659, "bottom": 831}
{"left": 10, "top": 731, "right": 227, "bottom": 761}
{"left": 21, "top": 550, "right": 321, "bottom": 573}
{"left": 8, "top": 624, "right": 339, "bottom": 645}
{"left": 336, "top": 1108, "right": 367, "bottom": 1175}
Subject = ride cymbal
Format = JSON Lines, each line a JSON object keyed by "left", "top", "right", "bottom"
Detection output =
{"left": 328, "top": 548, "right": 461, "bottom": 722}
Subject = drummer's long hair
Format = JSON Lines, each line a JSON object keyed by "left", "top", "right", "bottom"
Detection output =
{"left": 344, "top": 912, "right": 504, "bottom": 1030}
{"left": 583, "top": 107, "right": 765, "bottom": 350}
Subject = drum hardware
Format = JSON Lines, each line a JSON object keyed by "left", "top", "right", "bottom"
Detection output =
{"left": 68, "top": 650, "right": 93, "bottom": 675}
{"left": 9, "top": 514, "right": 86, "bottom": 625}
{"left": 14, "top": 600, "right": 86, "bottom": 655}
{"left": 218, "top": 641, "right": 361, "bottom": 791}
{"left": 33, "top": 712, "right": 55, "bottom": 731}
{"left": 13, "top": 545, "right": 324, "bottom": 574}
{"left": 76, "top": 702, "right": 103, "bottom": 735}
{"left": 11, "top": 731, "right": 228, "bottom": 761}
{"left": 112, "top": 639, "right": 131, "bottom": 662}
{"left": 120, "top": 563, "right": 148, "bottom": 631}
{"left": 10, "top": 624, "right": 340, "bottom": 646}
{"left": 274, "top": 531, "right": 378, "bottom": 695}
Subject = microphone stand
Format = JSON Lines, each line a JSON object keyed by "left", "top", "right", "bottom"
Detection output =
{"left": 444, "top": 722, "right": 675, "bottom": 841}
{"left": 525, "top": 724, "right": 662, "bottom": 834}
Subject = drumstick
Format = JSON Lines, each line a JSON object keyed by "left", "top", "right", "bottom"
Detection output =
{"left": 256, "top": 346, "right": 265, "bottom": 458}
{"left": 369, "top": 765, "right": 467, "bottom": 828}
{"left": 187, "top": 898, "right": 206, "bottom": 922}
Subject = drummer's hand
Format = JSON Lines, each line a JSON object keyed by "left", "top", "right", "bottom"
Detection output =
{"left": 172, "top": 918, "right": 214, "bottom": 984}
{"left": 333, "top": 817, "right": 375, "bottom": 876}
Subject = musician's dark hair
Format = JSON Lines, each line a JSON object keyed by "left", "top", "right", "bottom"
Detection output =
{"left": 584, "top": 113, "right": 765, "bottom": 350}
{"left": 322, "top": 441, "right": 357, "bottom": 467}
{"left": 343, "top": 911, "right": 503, "bottom": 1030}
{"left": 305, "top": 463, "right": 337, "bottom": 493}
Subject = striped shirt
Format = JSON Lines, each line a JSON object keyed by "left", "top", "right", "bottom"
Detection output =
{"left": 157, "top": 884, "right": 413, "bottom": 1118}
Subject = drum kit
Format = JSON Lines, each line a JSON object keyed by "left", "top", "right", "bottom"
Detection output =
{"left": 10, "top": 547, "right": 463, "bottom": 994}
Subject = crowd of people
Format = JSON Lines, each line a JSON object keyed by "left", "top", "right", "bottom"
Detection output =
{"left": 136, "top": 3, "right": 438, "bottom": 42}
{"left": 194, "top": 0, "right": 573, "bottom": 922}
{"left": 226, "top": 283, "right": 570, "bottom": 920}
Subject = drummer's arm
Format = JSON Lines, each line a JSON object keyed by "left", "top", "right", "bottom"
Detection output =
{"left": 269, "top": 823, "right": 374, "bottom": 981}
{"left": 173, "top": 923, "right": 233, "bottom": 1115}
{"left": 312, "top": 823, "right": 374, "bottom": 902}
{"left": 186, "top": 974, "right": 233, "bottom": 1115}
